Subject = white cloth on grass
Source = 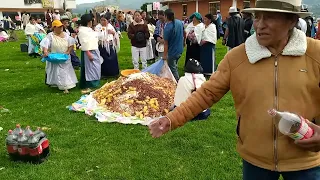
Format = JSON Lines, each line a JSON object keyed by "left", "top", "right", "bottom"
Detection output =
{"left": 40, "top": 32, "right": 78, "bottom": 90}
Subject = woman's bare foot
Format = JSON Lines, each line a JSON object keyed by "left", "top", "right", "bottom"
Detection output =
{"left": 63, "top": 89, "right": 69, "bottom": 94}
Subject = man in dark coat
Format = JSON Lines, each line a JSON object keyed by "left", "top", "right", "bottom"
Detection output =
{"left": 223, "top": 7, "right": 245, "bottom": 51}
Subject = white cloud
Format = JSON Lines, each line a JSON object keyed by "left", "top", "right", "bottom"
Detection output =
{"left": 76, "top": 0, "right": 103, "bottom": 4}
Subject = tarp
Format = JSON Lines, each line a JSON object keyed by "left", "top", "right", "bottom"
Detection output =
{"left": 68, "top": 60, "right": 177, "bottom": 125}
{"left": 67, "top": 94, "right": 154, "bottom": 125}
{"left": 142, "top": 59, "right": 177, "bottom": 84}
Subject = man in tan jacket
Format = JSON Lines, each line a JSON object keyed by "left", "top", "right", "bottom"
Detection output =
{"left": 149, "top": 0, "right": 320, "bottom": 179}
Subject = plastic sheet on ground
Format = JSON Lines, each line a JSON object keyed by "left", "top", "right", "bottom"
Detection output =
{"left": 68, "top": 60, "right": 177, "bottom": 126}
{"left": 67, "top": 94, "right": 154, "bottom": 126}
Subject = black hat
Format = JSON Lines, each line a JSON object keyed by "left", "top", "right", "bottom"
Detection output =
{"left": 101, "top": 13, "right": 111, "bottom": 20}
{"left": 80, "top": 14, "right": 93, "bottom": 26}
{"left": 184, "top": 58, "right": 203, "bottom": 74}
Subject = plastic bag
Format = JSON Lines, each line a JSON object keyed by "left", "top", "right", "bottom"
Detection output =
{"left": 142, "top": 58, "right": 164, "bottom": 76}
{"left": 142, "top": 59, "right": 177, "bottom": 84}
{"left": 159, "top": 61, "right": 177, "bottom": 84}
{"left": 41, "top": 53, "right": 69, "bottom": 64}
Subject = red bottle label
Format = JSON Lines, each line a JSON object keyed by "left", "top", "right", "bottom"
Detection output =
{"left": 289, "top": 116, "right": 314, "bottom": 140}
{"left": 17, "top": 146, "right": 29, "bottom": 155}
{"left": 7, "top": 145, "right": 17, "bottom": 153}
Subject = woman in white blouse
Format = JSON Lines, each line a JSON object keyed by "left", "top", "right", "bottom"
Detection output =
{"left": 40, "top": 20, "right": 78, "bottom": 93}
{"left": 146, "top": 17, "right": 156, "bottom": 61}
{"left": 185, "top": 12, "right": 205, "bottom": 67}
{"left": 25, "top": 16, "right": 46, "bottom": 57}
{"left": 200, "top": 14, "right": 217, "bottom": 75}
{"left": 95, "top": 14, "right": 120, "bottom": 77}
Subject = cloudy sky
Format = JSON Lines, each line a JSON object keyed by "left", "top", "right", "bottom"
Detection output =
{"left": 76, "top": 0, "right": 104, "bottom": 4}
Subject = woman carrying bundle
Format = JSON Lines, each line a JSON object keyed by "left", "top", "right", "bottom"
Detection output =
{"left": 95, "top": 13, "right": 120, "bottom": 78}
{"left": 40, "top": 20, "right": 78, "bottom": 94}
{"left": 25, "top": 16, "right": 46, "bottom": 57}
{"left": 184, "top": 12, "right": 205, "bottom": 66}
{"left": 200, "top": 14, "right": 217, "bottom": 75}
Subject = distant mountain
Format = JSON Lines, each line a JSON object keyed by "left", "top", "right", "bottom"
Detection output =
{"left": 73, "top": 0, "right": 151, "bottom": 14}
{"left": 302, "top": 0, "right": 320, "bottom": 18}
{"left": 73, "top": 0, "right": 320, "bottom": 18}
{"left": 303, "top": 0, "right": 318, "bottom": 5}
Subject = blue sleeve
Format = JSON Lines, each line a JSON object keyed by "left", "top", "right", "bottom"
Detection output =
{"left": 164, "top": 26, "right": 169, "bottom": 41}
{"left": 154, "top": 21, "right": 160, "bottom": 36}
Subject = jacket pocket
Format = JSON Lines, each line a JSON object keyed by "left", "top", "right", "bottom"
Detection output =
{"left": 236, "top": 116, "right": 243, "bottom": 144}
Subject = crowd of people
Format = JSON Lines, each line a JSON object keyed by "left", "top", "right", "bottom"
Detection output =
{"left": 0, "top": 6, "right": 319, "bottom": 95}
{"left": 6, "top": 9, "right": 121, "bottom": 94}
{"left": 221, "top": 5, "right": 320, "bottom": 51}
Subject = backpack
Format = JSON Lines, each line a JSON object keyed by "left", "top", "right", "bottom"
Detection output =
{"left": 135, "top": 31, "right": 145, "bottom": 42}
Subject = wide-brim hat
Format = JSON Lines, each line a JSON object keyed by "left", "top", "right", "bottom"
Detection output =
{"left": 60, "top": 15, "right": 70, "bottom": 21}
{"left": 156, "top": 42, "right": 164, "bottom": 53}
{"left": 242, "top": 0, "right": 312, "bottom": 18}
{"left": 229, "top": 7, "right": 238, "bottom": 13}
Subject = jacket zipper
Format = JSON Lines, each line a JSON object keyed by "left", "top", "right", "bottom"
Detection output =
{"left": 274, "top": 55, "right": 279, "bottom": 171}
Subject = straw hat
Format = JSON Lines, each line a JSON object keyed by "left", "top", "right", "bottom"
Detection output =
{"left": 156, "top": 42, "right": 164, "bottom": 53}
{"left": 242, "top": 0, "right": 312, "bottom": 18}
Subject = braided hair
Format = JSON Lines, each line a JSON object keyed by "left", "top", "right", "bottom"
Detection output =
{"left": 164, "top": 9, "right": 176, "bottom": 35}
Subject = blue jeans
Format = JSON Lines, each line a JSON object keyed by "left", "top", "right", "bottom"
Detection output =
{"left": 243, "top": 160, "right": 320, "bottom": 180}
{"left": 167, "top": 54, "right": 181, "bottom": 82}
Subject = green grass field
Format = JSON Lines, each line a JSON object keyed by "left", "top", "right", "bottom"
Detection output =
{"left": 0, "top": 31, "right": 242, "bottom": 180}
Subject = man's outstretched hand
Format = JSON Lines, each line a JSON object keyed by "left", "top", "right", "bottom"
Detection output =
{"left": 295, "top": 121, "right": 320, "bottom": 152}
{"left": 148, "top": 116, "right": 171, "bottom": 138}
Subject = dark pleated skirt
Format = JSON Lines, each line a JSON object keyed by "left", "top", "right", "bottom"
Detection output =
{"left": 99, "top": 45, "right": 119, "bottom": 77}
{"left": 185, "top": 38, "right": 201, "bottom": 66}
{"left": 200, "top": 42, "right": 216, "bottom": 74}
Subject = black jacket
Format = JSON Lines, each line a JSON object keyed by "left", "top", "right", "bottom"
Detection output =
{"left": 226, "top": 15, "right": 245, "bottom": 48}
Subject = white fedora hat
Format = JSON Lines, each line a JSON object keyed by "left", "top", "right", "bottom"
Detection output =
{"left": 156, "top": 42, "right": 164, "bottom": 53}
{"left": 242, "top": 0, "right": 312, "bottom": 18}
{"left": 229, "top": 7, "right": 238, "bottom": 13}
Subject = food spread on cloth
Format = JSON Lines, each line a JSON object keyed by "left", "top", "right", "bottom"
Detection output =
{"left": 93, "top": 72, "right": 176, "bottom": 118}
{"left": 68, "top": 72, "right": 176, "bottom": 125}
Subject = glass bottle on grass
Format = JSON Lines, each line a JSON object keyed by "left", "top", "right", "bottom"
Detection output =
{"left": 268, "top": 109, "right": 314, "bottom": 140}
